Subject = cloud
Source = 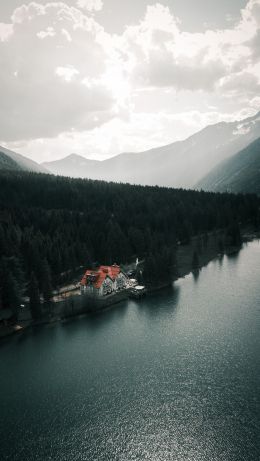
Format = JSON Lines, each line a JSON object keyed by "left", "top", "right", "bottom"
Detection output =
{"left": 119, "top": 1, "right": 260, "bottom": 94}
{"left": 247, "top": 28, "right": 260, "bottom": 59}
{"left": 37, "top": 26, "right": 56, "bottom": 39}
{"left": 0, "top": 23, "right": 13, "bottom": 42}
{"left": 0, "top": 2, "right": 115, "bottom": 141}
{"left": 242, "top": 0, "right": 260, "bottom": 26}
{"left": 76, "top": 0, "right": 103, "bottom": 12}
{"left": 55, "top": 65, "right": 79, "bottom": 81}
{"left": 218, "top": 71, "right": 260, "bottom": 98}
{"left": 133, "top": 47, "right": 227, "bottom": 91}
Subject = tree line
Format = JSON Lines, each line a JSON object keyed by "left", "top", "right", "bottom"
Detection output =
{"left": 0, "top": 170, "right": 259, "bottom": 320}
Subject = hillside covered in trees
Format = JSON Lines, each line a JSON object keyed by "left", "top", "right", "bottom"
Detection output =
{"left": 0, "top": 171, "right": 259, "bottom": 320}
{"left": 197, "top": 138, "right": 260, "bottom": 195}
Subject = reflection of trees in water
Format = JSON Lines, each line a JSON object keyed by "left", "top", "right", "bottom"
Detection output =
{"left": 218, "top": 253, "right": 224, "bottom": 267}
{"left": 192, "top": 269, "right": 200, "bottom": 282}
{"left": 137, "top": 285, "right": 181, "bottom": 320}
{"left": 61, "top": 296, "right": 129, "bottom": 337}
{"left": 226, "top": 248, "right": 241, "bottom": 265}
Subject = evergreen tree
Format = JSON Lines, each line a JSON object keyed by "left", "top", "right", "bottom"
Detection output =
{"left": 203, "top": 232, "right": 208, "bottom": 248}
{"left": 192, "top": 250, "right": 199, "bottom": 270}
{"left": 0, "top": 224, "right": 7, "bottom": 255}
{"left": 1, "top": 268, "right": 21, "bottom": 322}
{"left": 197, "top": 236, "right": 203, "bottom": 254}
{"left": 9, "top": 275, "right": 21, "bottom": 322}
{"left": 143, "top": 254, "right": 157, "bottom": 285}
{"left": 129, "top": 227, "right": 146, "bottom": 256}
{"left": 1, "top": 256, "right": 25, "bottom": 295}
{"left": 218, "top": 238, "right": 224, "bottom": 253}
{"left": 225, "top": 221, "right": 242, "bottom": 247}
{"left": 41, "top": 259, "right": 53, "bottom": 314}
{"left": 29, "top": 272, "right": 42, "bottom": 320}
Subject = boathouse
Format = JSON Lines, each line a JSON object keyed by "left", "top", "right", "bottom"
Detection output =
{"left": 80, "top": 264, "right": 128, "bottom": 296}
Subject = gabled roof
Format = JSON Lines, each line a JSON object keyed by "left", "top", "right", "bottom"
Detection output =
{"left": 100, "top": 265, "right": 120, "bottom": 280}
{"left": 81, "top": 264, "right": 121, "bottom": 289}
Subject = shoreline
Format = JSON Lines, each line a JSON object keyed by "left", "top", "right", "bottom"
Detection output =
{"left": 1, "top": 229, "right": 259, "bottom": 341}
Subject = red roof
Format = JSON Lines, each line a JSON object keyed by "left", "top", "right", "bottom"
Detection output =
{"left": 81, "top": 265, "right": 121, "bottom": 289}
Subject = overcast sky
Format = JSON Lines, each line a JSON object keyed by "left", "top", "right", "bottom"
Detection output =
{"left": 0, "top": 0, "right": 259, "bottom": 162}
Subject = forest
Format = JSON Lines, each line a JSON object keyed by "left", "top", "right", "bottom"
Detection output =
{"left": 0, "top": 170, "right": 259, "bottom": 319}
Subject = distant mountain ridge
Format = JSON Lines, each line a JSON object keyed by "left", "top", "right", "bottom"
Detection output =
{"left": 0, "top": 145, "right": 48, "bottom": 173}
{"left": 196, "top": 137, "right": 260, "bottom": 195}
{"left": 1, "top": 110, "right": 259, "bottom": 194}
{"left": 42, "top": 153, "right": 100, "bottom": 178}
{"left": 42, "top": 111, "right": 260, "bottom": 188}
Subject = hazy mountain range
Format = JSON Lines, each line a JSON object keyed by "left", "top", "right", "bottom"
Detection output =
{"left": 0, "top": 110, "right": 259, "bottom": 194}
{"left": 42, "top": 111, "right": 260, "bottom": 189}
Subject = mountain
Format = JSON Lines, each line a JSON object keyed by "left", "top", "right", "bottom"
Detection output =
{"left": 42, "top": 153, "right": 99, "bottom": 177}
{"left": 196, "top": 138, "right": 260, "bottom": 195}
{"left": 0, "top": 151, "right": 23, "bottom": 171}
{"left": 0, "top": 145, "right": 48, "bottom": 173}
{"left": 42, "top": 111, "right": 260, "bottom": 188}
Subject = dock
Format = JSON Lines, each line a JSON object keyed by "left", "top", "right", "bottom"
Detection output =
{"left": 129, "top": 285, "right": 146, "bottom": 299}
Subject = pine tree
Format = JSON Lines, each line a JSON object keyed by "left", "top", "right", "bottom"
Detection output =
{"left": 192, "top": 250, "right": 199, "bottom": 270}
{"left": 203, "top": 232, "right": 208, "bottom": 248}
{"left": 226, "top": 221, "right": 242, "bottom": 247}
{"left": 29, "top": 272, "right": 42, "bottom": 320}
{"left": 0, "top": 224, "right": 7, "bottom": 255}
{"left": 0, "top": 257, "right": 24, "bottom": 320}
{"left": 1, "top": 269, "right": 21, "bottom": 322}
{"left": 143, "top": 254, "right": 157, "bottom": 285}
{"left": 41, "top": 259, "right": 53, "bottom": 307}
{"left": 218, "top": 238, "right": 224, "bottom": 253}
{"left": 9, "top": 275, "right": 21, "bottom": 322}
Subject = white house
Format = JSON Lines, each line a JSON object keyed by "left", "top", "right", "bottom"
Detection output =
{"left": 80, "top": 264, "right": 129, "bottom": 296}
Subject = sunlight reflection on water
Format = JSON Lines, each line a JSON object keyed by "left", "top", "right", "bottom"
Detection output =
{"left": 0, "top": 241, "right": 260, "bottom": 461}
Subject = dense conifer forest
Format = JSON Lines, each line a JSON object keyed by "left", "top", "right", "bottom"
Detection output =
{"left": 0, "top": 170, "right": 259, "bottom": 319}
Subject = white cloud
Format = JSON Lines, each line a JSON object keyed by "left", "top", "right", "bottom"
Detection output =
{"left": 76, "top": 0, "right": 103, "bottom": 12}
{"left": 37, "top": 26, "right": 56, "bottom": 39}
{"left": 0, "top": 2, "right": 115, "bottom": 141}
{"left": 55, "top": 65, "right": 79, "bottom": 81}
{"left": 241, "top": 0, "right": 260, "bottom": 26}
{"left": 0, "top": 23, "right": 13, "bottom": 42}
{"left": 218, "top": 71, "right": 260, "bottom": 98}
{"left": 119, "top": 1, "right": 260, "bottom": 94}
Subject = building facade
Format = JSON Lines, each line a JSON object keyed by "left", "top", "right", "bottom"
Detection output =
{"left": 80, "top": 264, "right": 129, "bottom": 296}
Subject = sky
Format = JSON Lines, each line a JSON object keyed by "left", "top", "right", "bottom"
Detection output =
{"left": 0, "top": 0, "right": 259, "bottom": 162}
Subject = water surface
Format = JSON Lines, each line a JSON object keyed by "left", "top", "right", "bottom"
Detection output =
{"left": 1, "top": 241, "right": 260, "bottom": 460}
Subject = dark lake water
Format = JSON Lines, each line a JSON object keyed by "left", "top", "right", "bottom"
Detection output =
{"left": 1, "top": 241, "right": 260, "bottom": 461}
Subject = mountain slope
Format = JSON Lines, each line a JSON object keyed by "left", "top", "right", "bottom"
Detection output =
{"left": 0, "top": 145, "right": 48, "bottom": 173}
{"left": 42, "top": 111, "right": 260, "bottom": 188}
{"left": 196, "top": 138, "right": 260, "bottom": 195}
{"left": 0, "top": 151, "right": 23, "bottom": 171}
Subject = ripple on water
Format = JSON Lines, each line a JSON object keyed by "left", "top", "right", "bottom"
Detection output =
{"left": 0, "top": 241, "right": 260, "bottom": 460}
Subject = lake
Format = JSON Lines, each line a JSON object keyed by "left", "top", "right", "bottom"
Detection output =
{"left": 0, "top": 241, "right": 260, "bottom": 461}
